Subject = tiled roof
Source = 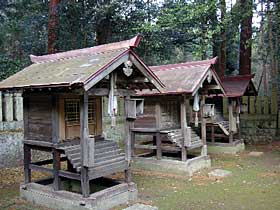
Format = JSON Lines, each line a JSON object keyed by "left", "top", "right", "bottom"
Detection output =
{"left": 137, "top": 57, "right": 224, "bottom": 96}
{"left": 222, "top": 74, "right": 257, "bottom": 97}
{"left": 0, "top": 35, "right": 163, "bottom": 90}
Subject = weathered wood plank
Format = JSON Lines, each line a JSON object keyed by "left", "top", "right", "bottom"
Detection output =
{"left": 81, "top": 167, "right": 90, "bottom": 197}
{"left": 29, "top": 164, "right": 53, "bottom": 173}
{"left": 24, "top": 144, "right": 31, "bottom": 183}
{"left": 52, "top": 148, "right": 61, "bottom": 191}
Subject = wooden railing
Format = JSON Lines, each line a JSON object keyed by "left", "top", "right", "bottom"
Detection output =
{"left": 223, "top": 91, "right": 278, "bottom": 115}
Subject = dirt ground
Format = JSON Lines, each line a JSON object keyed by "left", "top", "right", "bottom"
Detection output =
{"left": 1, "top": 142, "right": 280, "bottom": 210}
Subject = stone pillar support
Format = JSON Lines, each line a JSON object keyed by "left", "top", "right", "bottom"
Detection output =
{"left": 4, "top": 92, "right": 13, "bottom": 121}
{"left": 14, "top": 92, "right": 23, "bottom": 121}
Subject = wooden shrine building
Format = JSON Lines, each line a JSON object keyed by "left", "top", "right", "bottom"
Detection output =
{"left": 205, "top": 74, "right": 257, "bottom": 146}
{"left": 0, "top": 36, "right": 164, "bottom": 206}
{"left": 133, "top": 57, "right": 225, "bottom": 162}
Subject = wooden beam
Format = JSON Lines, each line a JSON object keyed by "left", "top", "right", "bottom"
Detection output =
{"left": 23, "top": 97, "right": 29, "bottom": 142}
{"left": 80, "top": 92, "right": 90, "bottom": 198}
{"left": 211, "top": 125, "right": 215, "bottom": 143}
{"left": 201, "top": 96, "right": 207, "bottom": 145}
{"left": 23, "top": 140, "right": 54, "bottom": 148}
{"left": 124, "top": 96, "right": 133, "bottom": 183}
{"left": 52, "top": 148, "right": 61, "bottom": 191}
{"left": 81, "top": 167, "right": 90, "bottom": 197}
{"left": 51, "top": 95, "right": 59, "bottom": 143}
{"left": 29, "top": 164, "right": 53, "bottom": 173}
{"left": 228, "top": 98, "right": 234, "bottom": 144}
{"left": 180, "top": 95, "right": 187, "bottom": 161}
{"left": 24, "top": 144, "right": 31, "bottom": 184}
{"left": 88, "top": 88, "right": 136, "bottom": 97}
{"left": 80, "top": 92, "right": 90, "bottom": 167}
{"left": 155, "top": 102, "right": 162, "bottom": 160}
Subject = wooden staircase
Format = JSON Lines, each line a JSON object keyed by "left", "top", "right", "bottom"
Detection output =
{"left": 214, "top": 108, "right": 230, "bottom": 136}
{"left": 62, "top": 140, "right": 126, "bottom": 172}
{"left": 163, "top": 127, "right": 203, "bottom": 149}
{"left": 216, "top": 121, "right": 230, "bottom": 136}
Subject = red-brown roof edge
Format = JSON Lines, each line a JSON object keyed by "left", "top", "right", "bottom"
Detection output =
{"left": 30, "top": 35, "right": 142, "bottom": 64}
{"left": 150, "top": 57, "right": 218, "bottom": 72}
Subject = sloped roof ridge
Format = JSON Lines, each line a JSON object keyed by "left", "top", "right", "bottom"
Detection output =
{"left": 150, "top": 57, "right": 217, "bottom": 71}
{"left": 30, "top": 35, "right": 142, "bottom": 64}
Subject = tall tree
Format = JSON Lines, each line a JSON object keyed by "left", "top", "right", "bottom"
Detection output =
{"left": 239, "top": 0, "right": 253, "bottom": 75}
{"left": 48, "top": 0, "right": 60, "bottom": 54}
{"left": 219, "top": 0, "right": 227, "bottom": 78}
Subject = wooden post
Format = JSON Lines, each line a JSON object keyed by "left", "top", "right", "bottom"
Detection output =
{"left": 211, "top": 125, "right": 215, "bottom": 143}
{"left": 124, "top": 97, "right": 133, "bottom": 184}
{"left": 23, "top": 144, "right": 31, "bottom": 183}
{"left": 201, "top": 96, "right": 206, "bottom": 145}
{"left": 237, "top": 98, "right": 241, "bottom": 141}
{"left": 228, "top": 98, "right": 234, "bottom": 144}
{"left": 80, "top": 92, "right": 90, "bottom": 197}
{"left": 23, "top": 96, "right": 31, "bottom": 183}
{"left": 155, "top": 102, "right": 162, "bottom": 160}
{"left": 52, "top": 95, "right": 61, "bottom": 190}
{"left": 180, "top": 95, "right": 187, "bottom": 161}
{"left": 52, "top": 149, "right": 61, "bottom": 190}
{"left": 52, "top": 96, "right": 59, "bottom": 144}
{"left": 131, "top": 131, "right": 135, "bottom": 157}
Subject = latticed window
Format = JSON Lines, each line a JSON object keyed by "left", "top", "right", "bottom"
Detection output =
{"left": 65, "top": 98, "right": 96, "bottom": 125}
{"left": 65, "top": 99, "right": 80, "bottom": 125}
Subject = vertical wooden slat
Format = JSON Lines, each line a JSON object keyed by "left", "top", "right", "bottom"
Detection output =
{"left": 23, "top": 144, "right": 31, "bottom": 183}
{"left": 51, "top": 95, "right": 61, "bottom": 191}
{"left": 23, "top": 96, "right": 31, "bottom": 183}
{"left": 155, "top": 102, "right": 162, "bottom": 160}
{"left": 271, "top": 87, "right": 278, "bottom": 114}
{"left": 211, "top": 125, "right": 215, "bottom": 143}
{"left": 52, "top": 148, "right": 61, "bottom": 190}
{"left": 242, "top": 96, "right": 248, "bottom": 113}
{"left": 263, "top": 96, "right": 269, "bottom": 114}
{"left": 180, "top": 95, "right": 187, "bottom": 161}
{"left": 228, "top": 99, "right": 234, "bottom": 144}
{"left": 201, "top": 96, "right": 206, "bottom": 145}
{"left": 81, "top": 167, "right": 90, "bottom": 197}
{"left": 223, "top": 97, "right": 228, "bottom": 115}
{"left": 256, "top": 96, "right": 262, "bottom": 114}
{"left": 23, "top": 96, "right": 29, "bottom": 141}
{"left": 95, "top": 97, "right": 102, "bottom": 135}
{"left": 80, "top": 92, "right": 90, "bottom": 198}
{"left": 52, "top": 95, "right": 59, "bottom": 143}
{"left": 249, "top": 96, "right": 255, "bottom": 114}
{"left": 58, "top": 97, "right": 65, "bottom": 141}
{"left": 124, "top": 97, "right": 133, "bottom": 183}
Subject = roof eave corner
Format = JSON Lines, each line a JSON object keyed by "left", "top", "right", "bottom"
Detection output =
{"left": 129, "top": 35, "right": 142, "bottom": 48}
{"left": 30, "top": 54, "right": 39, "bottom": 64}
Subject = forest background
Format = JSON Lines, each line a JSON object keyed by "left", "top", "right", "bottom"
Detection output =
{"left": 0, "top": 0, "right": 279, "bottom": 95}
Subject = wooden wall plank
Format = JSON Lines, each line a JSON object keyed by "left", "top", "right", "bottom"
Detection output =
{"left": 249, "top": 96, "right": 255, "bottom": 114}
{"left": 263, "top": 96, "right": 269, "bottom": 114}
{"left": 256, "top": 96, "right": 262, "bottom": 114}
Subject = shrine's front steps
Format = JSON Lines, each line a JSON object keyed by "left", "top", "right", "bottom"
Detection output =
{"left": 20, "top": 178, "right": 137, "bottom": 210}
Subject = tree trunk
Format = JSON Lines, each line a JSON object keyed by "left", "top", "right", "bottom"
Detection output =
{"left": 239, "top": 0, "right": 252, "bottom": 75}
{"left": 219, "top": 0, "right": 226, "bottom": 78}
{"left": 48, "top": 0, "right": 60, "bottom": 54}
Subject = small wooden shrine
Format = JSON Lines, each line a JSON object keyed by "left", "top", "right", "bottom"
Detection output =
{"left": 134, "top": 57, "right": 225, "bottom": 162}
{"left": 0, "top": 36, "right": 164, "bottom": 208}
{"left": 205, "top": 74, "right": 257, "bottom": 146}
